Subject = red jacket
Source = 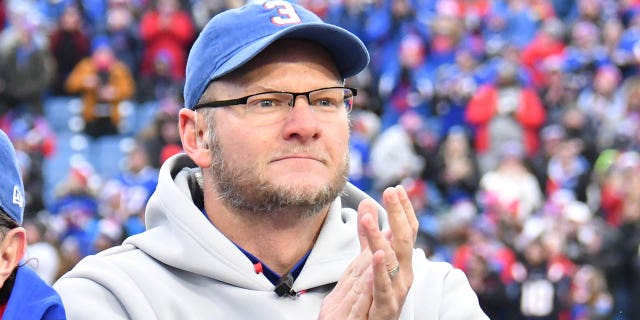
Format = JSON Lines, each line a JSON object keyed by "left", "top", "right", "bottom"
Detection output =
{"left": 465, "top": 84, "right": 546, "bottom": 156}
{"left": 139, "top": 10, "right": 195, "bottom": 79}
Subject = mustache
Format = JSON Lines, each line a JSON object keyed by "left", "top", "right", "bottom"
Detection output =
{"left": 269, "top": 147, "right": 328, "bottom": 163}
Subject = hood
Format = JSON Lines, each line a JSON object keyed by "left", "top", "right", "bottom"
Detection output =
{"left": 124, "top": 153, "right": 387, "bottom": 293}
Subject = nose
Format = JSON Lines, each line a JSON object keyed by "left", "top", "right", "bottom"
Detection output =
{"left": 281, "top": 95, "right": 322, "bottom": 142}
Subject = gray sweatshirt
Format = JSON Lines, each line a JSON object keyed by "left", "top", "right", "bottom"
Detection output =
{"left": 54, "top": 154, "right": 488, "bottom": 319}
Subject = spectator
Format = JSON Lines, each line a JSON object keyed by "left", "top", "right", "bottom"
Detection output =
{"left": 466, "top": 252, "right": 509, "bottom": 320}
{"left": 560, "top": 107, "right": 599, "bottom": 165}
{"left": 563, "top": 21, "right": 611, "bottom": 93}
{"left": 433, "top": 126, "right": 480, "bottom": 205}
{"left": 324, "top": 0, "right": 370, "bottom": 44}
{"left": 136, "top": 97, "right": 182, "bottom": 168}
{"left": 478, "top": 142, "right": 544, "bottom": 225}
{"left": 452, "top": 217, "right": 518, "bottom": 288}
{"left": 348, "top": 109, "right": 379, "bottom": 193}
{"left": 537, "top": 55, "right": 577, "bottom": 125}
{"left": 48, "top": 5, "right": 91, "bottom": 96}
{"left": 613, "top": 186, "right": 640, "bottom": 319}
{"left": 64, "top": 36, "right": 136, "bottom": 139}
{"left": 465, "top": 60, "right": 547, "bottom": 173}
{"left": 519, "top": 18, "right": 567, "bottom": 89}
{"left": 24, "top": 218, "right": 61, "bottom": 285}
{"left": 0, "top": 129, "right": 65, "bottom": 319}
{"left": 545, "top": 137, "right": 591, "bottom": 202}
{"left": 570, "top": 265, "right": 614, "bottom": 320}
{"left": 104, "top": 3, "right": 141, "bottom": 81}
{"left": 431, "top": 48, "right": 480, "bottom": 138}
{"left": 99, "top": 141, "right": 158, "bottom": 236}
{"left": 510, "top": 236, "right": 573, "bottom": 319}
{"left": 376, "top": 32, "right": 433, "bottom": 129}
{"left": 190, "top": 0, "right": 244, "bottom": 31}
{"left": 485, "top": 0, "right": 543, "bottom": 50}
{"left": 0, "top": 12, "right": 52, "bottom": 116}
{"left": 136, "top": 49, "right": 183, "bottom": 103}
{"left": 138, "top": 0, "right": 195, "bottom": 80}
{"left": 530, "top": 124, "right": 567, "bottom": 194}
{"left": 369, "top": 110, "right": 426, "bottom": 192}
{"left": 49, "top": 163, "right": 99, "bottom": 261}
{"left": 576, "top": 64, "right": 625, "bottom": 151}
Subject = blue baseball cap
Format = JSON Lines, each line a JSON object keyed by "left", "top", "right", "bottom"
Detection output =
{"left": 0, "top": 130, "right": 24, "bottom": 224}
{"left": 183, "top": 0, "right": 370, "bottom": 110}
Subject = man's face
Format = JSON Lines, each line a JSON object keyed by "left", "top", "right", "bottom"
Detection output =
{"left": 203, "top": 40, "right": 351, "bottom": 217}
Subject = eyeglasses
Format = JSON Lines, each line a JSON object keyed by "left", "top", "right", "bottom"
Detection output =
{"left": 193, "top": 86, "right": 357, "bottom": 123}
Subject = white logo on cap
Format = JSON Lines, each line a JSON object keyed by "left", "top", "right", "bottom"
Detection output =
{"left": 264, "top": 1, "right": 302, "bottom": 25}
{"left": 13, "top": 186, "right": 24, "bottom": 208}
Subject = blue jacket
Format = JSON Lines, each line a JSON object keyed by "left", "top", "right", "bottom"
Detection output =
{"left": 3, "top": 266, "right": 66, "bottom": 319}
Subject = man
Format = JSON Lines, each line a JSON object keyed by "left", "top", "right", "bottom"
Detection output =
{"left": 54, "top": 1, "right": 488, "bottom": 319}
{"left": 0, "top": 130, "right": 66, "bottom": 319}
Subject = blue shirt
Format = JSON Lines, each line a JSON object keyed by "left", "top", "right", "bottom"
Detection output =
{"left": 3, "top": 266, "right": 66, "bottom": 319}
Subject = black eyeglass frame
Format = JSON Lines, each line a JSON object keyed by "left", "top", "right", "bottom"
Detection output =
{"left": 192, "top": 86, "right": 358, "bottom": 110}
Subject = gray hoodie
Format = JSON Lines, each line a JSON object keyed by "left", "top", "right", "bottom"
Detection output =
{"left": 54, "top": 154, "right": 488, "bottom": 319}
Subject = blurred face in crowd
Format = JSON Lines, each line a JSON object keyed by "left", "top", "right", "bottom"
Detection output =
{"left": 399, "top": 34, "right": 425, "bottom": 68}
{"left": 524, "top": 240, "right": 547, "bottom": 266}
{"left": 107, "top": 7, "right": 133, "bottom": 31}
{"left": 391, "top": 0, "right": 412, "bottom": 18}
{"left": 199, "top": 39, "right": 351, "bottom": 217}
{"left": 157, "top": 0, "right": 178, "bottom": 15}
{"left": 455, "top": 50, "right": 477, "bottom": 72}
{"left": 578, "top": 0, "right": 601, "bottom": 21}
{"left": 626, "top": 80, "right": 640, "bottom": 111}
{"left": 61, "top": 6, "right": 82, "bottom": 31}
{"left": 593, "top": 67, "right": 620, "bottom": 96}
{"left": 92, "top": 46, "right": 115, "bottom": 70}
{"left": 127, "top": 148, "right": 149, "bottom": 173}
{"left": 602, "top": 19, "right": 623, "bottom": 48}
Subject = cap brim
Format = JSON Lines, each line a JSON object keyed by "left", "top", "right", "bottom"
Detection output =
{"left": 211, "top": 22, "right": 369, "bottom": 82}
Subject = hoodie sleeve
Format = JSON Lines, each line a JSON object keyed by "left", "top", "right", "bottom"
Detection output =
{"left": 53, "top": 249, "right": 158, "bottom": 320}
{"left": 54, "top": 276, "right": 129, "bottom": 320}
{"left": 405, "top": 251, "right": 489, "bottom": 319}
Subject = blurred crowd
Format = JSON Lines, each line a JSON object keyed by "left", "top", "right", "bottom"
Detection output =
{"left": 2, "top": 0, "right": 640, "bottom": 318}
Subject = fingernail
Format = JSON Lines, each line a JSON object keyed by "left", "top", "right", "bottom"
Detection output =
{"left": 388, "top": 190, "right": 398, "bottom": 202}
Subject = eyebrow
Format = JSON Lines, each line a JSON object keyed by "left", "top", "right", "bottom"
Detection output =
{"left": 216, "top": 82, "right": 344, "bottom": 98}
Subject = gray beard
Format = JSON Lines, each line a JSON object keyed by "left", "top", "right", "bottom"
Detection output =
{"left": 206, "top": 132, "right": 348, "bottom": 219}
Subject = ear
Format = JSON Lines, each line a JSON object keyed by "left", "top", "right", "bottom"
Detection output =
{"left": 179, "top": 108, "right": 213, "bottom": 168}
{"left": 0, "top": 228, "right": 25, "bottom": 288}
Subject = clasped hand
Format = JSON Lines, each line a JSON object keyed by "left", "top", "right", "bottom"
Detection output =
{"left": 319, "top": 185, "right": 419, "bottom": 319}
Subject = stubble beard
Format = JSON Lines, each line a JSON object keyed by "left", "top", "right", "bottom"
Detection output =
{"left": 205, "top": 125, "right": 349, "bottom": 219}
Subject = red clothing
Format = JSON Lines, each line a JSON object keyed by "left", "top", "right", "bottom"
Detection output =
{"left": 455, "top": 0, "right": 491, "bottom": 19}
{"left": 600, "top": 183, "right": 624, "bottom": 227}
{"left": 139, "top": 9, "right": 195, "bottom": 79}
{"left": 520, "top": 34, "right": 566, "bottom": 88}
{"left": 465, "top": 84, "right": 546, "bottom": 156}
{"left": 453, "top": 243, "right": 517, "bottom": 284}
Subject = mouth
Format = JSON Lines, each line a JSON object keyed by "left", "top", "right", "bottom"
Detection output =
{"left": 271, "top": 154, "right": 325, "bottom": 164}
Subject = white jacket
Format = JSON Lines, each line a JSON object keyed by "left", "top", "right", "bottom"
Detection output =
{"left": 54, "top": 154, "right": 488, "bottom": 319}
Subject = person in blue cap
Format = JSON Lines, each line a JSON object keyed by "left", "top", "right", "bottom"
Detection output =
{"left": 54, "top": 1, "right": 487, "bottom": 319}
{"left": 0, "top": 129, "right": 66, "bottom": 319}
